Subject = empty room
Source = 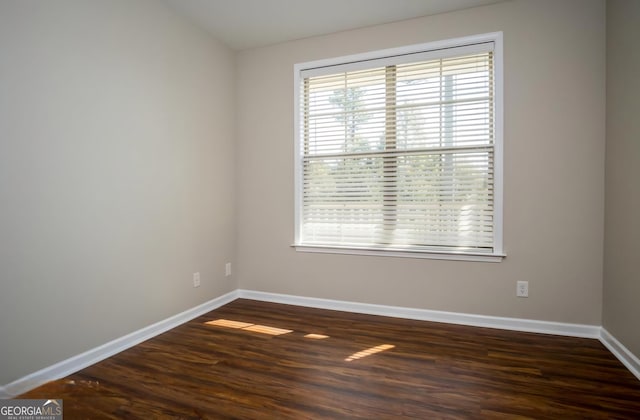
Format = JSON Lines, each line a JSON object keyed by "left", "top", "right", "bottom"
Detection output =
{"left": 1, "top": 0, "right": 639, "bottom": 418}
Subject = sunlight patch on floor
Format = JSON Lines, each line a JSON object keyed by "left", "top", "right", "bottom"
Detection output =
{"left": 243, "top": 324, "right": 293, "bottom": 335}
{"left": 345, "top": 344, "right": 395, "bottom": 362}
{"left": 205, "top": 319, "right": 292, "bottom": 336}
{"left": 205, "top": 319, "right": 253, "bottom": 329}
{"left": 304, "top": 334, "right": 330, "bottom": 339}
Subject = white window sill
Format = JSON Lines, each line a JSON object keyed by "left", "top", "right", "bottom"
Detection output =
{"left": 292, "top": 244, "right": 505, "bottom": 263}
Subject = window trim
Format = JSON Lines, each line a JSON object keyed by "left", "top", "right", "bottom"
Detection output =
{"left": 293, "top": 32, "right": 504, "bottom": 262}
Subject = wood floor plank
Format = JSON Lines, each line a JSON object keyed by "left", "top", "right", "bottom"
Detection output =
{"left": 19, "top": 299, "right": 640, "bottom": 419}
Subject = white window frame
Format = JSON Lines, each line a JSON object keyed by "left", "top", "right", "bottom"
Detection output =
{"left": 293, "top": 32, "right": 504, "bottom": 262}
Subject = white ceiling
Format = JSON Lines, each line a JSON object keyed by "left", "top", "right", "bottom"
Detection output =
{"left": 162, "top": 0, "right": 506, "bottom": 51}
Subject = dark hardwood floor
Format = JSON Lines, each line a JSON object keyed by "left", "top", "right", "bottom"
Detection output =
{"left": 20, "top": 299, "right": 640, "bottom": 419}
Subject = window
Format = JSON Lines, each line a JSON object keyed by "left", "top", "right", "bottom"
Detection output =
{"left": 294, "top": 33, "right": 503, "bottom": 262}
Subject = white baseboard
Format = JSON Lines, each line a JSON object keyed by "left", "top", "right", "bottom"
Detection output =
{"left": 237, "top": 290, "right": 601, "bottom": 338}
{"left": 0, "top": 290, "right": 239, "bottom": 399}
{"left": 600, "top": 328, "right": 640, "bottom": 381}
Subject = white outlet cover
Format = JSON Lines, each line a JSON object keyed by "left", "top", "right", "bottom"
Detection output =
{"left": 516, "top": 281, "right": 528, "bottom": 297}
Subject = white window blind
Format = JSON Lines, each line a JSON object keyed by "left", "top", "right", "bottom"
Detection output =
{"left": 295, "top": 35, "right": 503, "bottom": 259}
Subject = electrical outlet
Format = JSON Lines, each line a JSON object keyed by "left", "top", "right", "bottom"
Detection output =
{"left": 225, "top": 262, "right": 232, "bottom": 277}
{"left": 516, "top": 280, "right": 528, "bottom": 297}
{"left": 193, "top": 272, "right": 201, "bottom": 288}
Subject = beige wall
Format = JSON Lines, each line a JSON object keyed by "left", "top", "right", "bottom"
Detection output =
{"left": 236, "top": 0, "right": 606, "bottom": 324}
{"left": 0, "top": 0, "right": 236, "bottom": 385}
{"left": 603, "top": 0, "right": 640, "bottom": 358}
